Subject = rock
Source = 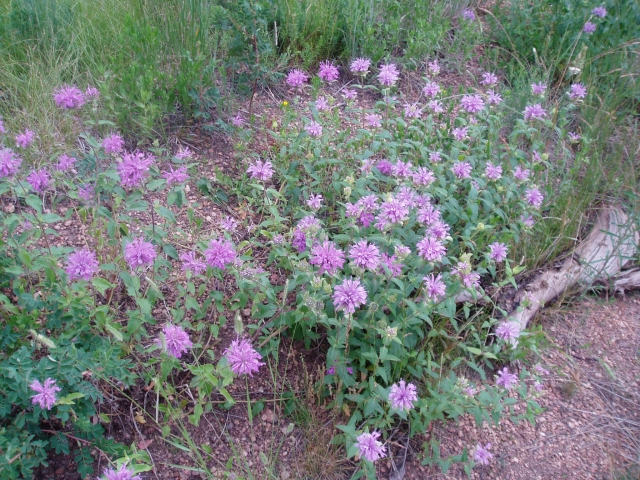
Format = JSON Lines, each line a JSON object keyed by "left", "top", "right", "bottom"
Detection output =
{"left": 262, "top": 408, "right": 278, "bottom": 423}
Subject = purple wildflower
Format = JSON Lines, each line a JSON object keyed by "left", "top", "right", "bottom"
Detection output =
{"left": 392, "top": 160, "right": 413, "bottom": 178}
{"left": 0, "top": 148, "right": 22, "bottom": 178}
{"left": 376, "top": 159, "right": 393, "bottom": 175}
{"left": 315, "top": 96, "right": 330, "bottom": 111}
{"left": 525, "top": 187, "right": 544, "bottom": 208}
{"left": 85, "top": 86, "right": 99, "bottom": 99}
{"left": 15, "top": 129, "right": 35, "bottom": 148}
{"left": 481, "top": 72, "right": 498, "bottom": 86}
{"left": 460, "top": 94, "right": 485, "bottom": 113}
{"left": 102, "top": 133, "right": 124, "bottom": 154}
{"left": 388, "top": 380, "right": 418, "bottom": 411}
{"left": 452, "top": 127, "right": 469, "bottom": 141}
{"left": 462, "top": 9, "right": 476, "bottom": 21}
{"left": 416, "top": 237, "right": 446, "bottom": 262}
{"left": 26, "top": 169, "right": 51, "bottom": 193}
{"left": 592, "top": 6, "right": 606, "bottom": 18}
{"left": 350, "top": 57, "right": 371, "bottom": 75}
{"left": 55, "top": 154, "right": 76, "bottom": 172}
{"left": 310, "top": 241, "right": 345, "bottom": 276}
{"left": 163, "top": 165, "right": 189, "bottom": 185}
{"left": 355, "top": 431, "right": 386, "bottom": 463}
{"left": 78, "top": 183, "right": 94, "bottom": 202}
{"left": 221, "top": 216, "right": 238, "bottom": 232}
{"left": 318, "top": 60, "right": 339, "bottom": 82}
{"left": 404, "top": 103, "right": 421, "bottom": 118}
{"left": 379, "top": 197, "right": 410, "bottom": 224}
{"left": 489, "top": 242, "right": 508, "bottom": 262}
{"left": 378, "top": 64, "right": 400, "bottom": 86}
{"left": 333, "top": 278, "right": 367, "bottom": 314}
{"left": 380, "top": 253, "right": 403, "bottom": 277}
{"left": 513, "top": 165, "right": 530, "bottom": 181}
{"left": 583, "top": 21, "right": 596, "bottom": 34}
{"left": 485, "top": 162, "right": 502, "bottom": 180}
{"left": 66, "top": 248, "right": 99, "bottom": 281}
{"left": 180, "top": 251, "right": 206, "bottom": 274}
{"left": 224, "top": 337, "right": 265, "bottom": 376}
{"left": 117, "top": 151, "right": 154, "bottom": 188}
{"left": 452, "top": 161, "right": 472, "bottom": 179}
{"left": 124, "top": 237, "right": 157, "bottom": 268}
{"left": 343, "top": 88, "right": 357, "bottom": 100}
{"left": 412, "top": 167, "right": 435, "bottom": 186}
{"left": 422, "top": 81, "right": 440, "bottom": 98}
{"left": 534, "top": 381, "right": 544, "bottom": 392}
{"left": 305, "top": 121, "right": 323, "bottom": 137}
{"left": 429, "top": 151, "right": 442, "bottom": 163}
{"left": 523, "top": 104, "right": 547, "bottom": 121}
{"left": 428, "top": 100, "right": 444, "bottom": 113}
{"left": 532, "top": 82, "right": 547, "bottom": 95}
{"left": 307, "top": 193, "right": 323, "bottom": 209}
{"left": 365, "top": 113, "right": 382, "bottom": 128}
{"left": 428, "top": 60, "right": 441, "bottom": 75}
{"left": 496, "top": 367, "right": 519, "bottom": 389}
{"left": 102, "top": 464, "right": 141, "bottom": 480}
{"left": 231, "top": 114, "right": 245, "bottom": 127}
{"left": 160, "top": 324, "right": 193, "bottom": 359}
{"left": 568, "top": 132, "right": 581, "bottom": 142}
{"left": 423, "top": 273, "right": 446, "bottom": 301}
{"left": 247, "top": 159, "right": 274, "bottom": 181}
{"left": 30, "top": 378, "right": 61, "bottom": 410}
{"left": 487, "top": 90, "right": 503, "bottom": 105}
{"left": 427, "top": 220, "right": 450, "bottom": 239}
{"left": 175, "top": 147, "right": 193, "bottom": 160}
{"left": 286, "top": 69, "right": 309, "bottom": 88}
{"left": 292, "top": 229, "right": 307, "bottom": 252}
{"left": 569, "top": 83, "right": 587, "bottom": 100}
{"left": 417, "top": 204, "right": 441, "bottom": 225}
{"left": 204, "top": 238, "right": 236, "bottom": 269}
{"left": 349, "top": 240, "right": 380, "bottom": 271}
{"left": 474, "top": 443, "right": 493, "bottom": 465}
{"left": 521, "top": 214, "right": 535, "bottom": 228}
{"left": 532, "top": 150, "right": 542, "bottom": 163}
{"left": 53, "top": 85, "right": 85, "bottom": 109}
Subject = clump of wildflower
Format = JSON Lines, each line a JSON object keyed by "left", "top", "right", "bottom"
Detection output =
{"left": 592, "top": 6, "right": 606, "bottom": 17}
{"left": 163, "top": 165, "right": 189, "bottom": 185}
{"left": 0, "top": 148, "right": 22, "bottom": 178}
{"left": 487, "top": 90, "right": 502, "bottom": 105}
{"left": 569, "top": 83, "right": 587, "bottom": 100}
{"left": 272, "top": 234, "right": 285, "bottom": 245}
{"left": 583, "top": 21, "right": 596, "bottom": 34}
{"left": 423, "top": 273, "right": 446, "bottom": 302}
{"left": 524, "top": 104, "right": 547, "bottom": 121}
{"left": 485, "top": 162, "right": 502, "bottom": 180}
{"left": 513, "top": 165, "right": 530, "bottom": 181}
{"left": 365, "top": 113, "right": 382, "bottom": 128}
{"left": 124, "top": 237, "right": 157, "bottom": 268}
{"left": 231, "top": 114, "right": 245, "bottom": 127}
{"left": 378, "top": 63, "right": 400, "bottom": 86}
{"left": 224, "top": 337, "right": 265, "bottom": 376}
{"left": 53, "top": 85, "right": 85, "bottom": 109}
{"left": 305, "top": 121, "right": 323, "bottom": 137}
{"left": 428, "top": 59, "right": 441, "bottom": 75}
{"left": 102, "top": 464, "right": 141, "bottom": 480}
{"left": 66, "top": 249, "right": 99, "bottom": 281}
{"left": 380, "top": 253, "right": 403, "bottom": 277}
{"left": 496, "top": 321, "right": 519, "bottom": 342}
{"left": 343, "top": 88, "right": 357, "bottom": 100}
{"left": 160, "top": 324, "right": 193, "bottom": 359}
{"left": 461, "top": 9, "right": 476, "bottom": 21}
{"left": 26, "top": 169, "right": 51, "bottom": 193}
{"left": 247, "top": 159, "right": 274, "bottom": 181}
{"left": 16, "top": 129, "right": 35, "bottom": 148}
{"left": 474, "top": 443, "right": 493, "bottom": 465}
{"left": 221, "top": 216, "right": 238, "bottom": 232}
{"left": 180, "top": 251, "right": 206, "bottom": 274}
{"left": 30, "top": 378, "right": 61, "bottom": 410}
{"left": 78, "top": 183, "right": 94, "bottom": 202}
{"left": 532, "top": 82, "right": 547, "bottom": 95}
{"left": 481, "top": 72, "right": 498, "bottom": 86}
{"left": 315, "top": 97, "right": 330, "bottom": 111}
{"left": 521, "top": 214, "right": 535, "bottom": 228}
{"left": 333, "top": 278, "right": 367, "bottom": 314}
{"left": 391, "top": 160, "right": 413, "bottom": 178}
{"left": 85, "top": 86, "right": 99, "bottom": 99}
{"left": 286, "top": 69, "right": 309, "bottom": 88}
{"left": 496, "top": 367, "right": 518, "bottom": 389}
{"left": 452, "top": 127, "right": 469, "bottom": 141}
{"left": 175, "top": 147, "right": 193, "bottom": 160}
{"left": 460, "top": 94, "right": 485, "bottom": 113}
{"left": 310, "top": 241, "right": 345, "bottom": 276}
{"left": 412, "top": 167, "right": 435, "bottom": 186}
{"left": 429, "top": 151, "right": 442, "bottom": 163}
{"left": 307, "top": 193, "right": 323, "bottom": 209}
{"left": 388, "top": 380, "right": 418, "bottom": 411}
{"left": 103, "top": 133, "right": 124, "bottom": 154}
{"left": 349, "top": 240, "right": 380, "bottom": 271}
{"left": 378, "top": 197, "right": 410, "bottom": 225}
{"left": 375, "top": 159, "right": 392, "bottom": 175}
{"left": 117, "top": 151, "right": 154, "bottom": 188}
{"left": 355, "top": 431, "right": 386, "bottom": 463}
{"left": 568, "top": 132, "right": 581, "bottom": 142}
{"left": 422, "top": 81, "right": 440, "bottom": 98}
{"left": 452, "top": 161, "right": 472, "bottom": 179}
{"left": 204, "top": 238, "right": 236, "bottom": 270}
{"left": 350, "top": 58, "right": 371, "bottom": 75}
{"left": 318, "top": 60, "right": 339, "bottom": 82}
{"left": 417, "top": 237, "right": 447, "bottom": 262}
{"left": 488, "top": 242, "right": 508, "bottom": 262}
{"left": 525, "top": 187, "right": 544, "bottom": 208}
{"left": 428, "top": 100, "right": 444, "bottom": 113}
{"left": 55, "top": 154, "right": 76, "bottom": 172}
{"left": 404, "top": 103, "right": 421, "bottom": 118}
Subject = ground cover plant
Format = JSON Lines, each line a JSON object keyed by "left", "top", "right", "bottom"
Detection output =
{"left": 0, "top": 1, "right": 638, "bottom": 479}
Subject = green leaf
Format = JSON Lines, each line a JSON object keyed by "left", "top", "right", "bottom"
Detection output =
{"left": 92, "top": 278, "right": 115, "bottom": 296}
{"left": 57, "top": 392, "right": 85, "bottom": 405}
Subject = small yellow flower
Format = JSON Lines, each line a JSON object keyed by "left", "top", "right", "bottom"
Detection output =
{"left": 282, "top": 100, "right": 289, "bottom": 106}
